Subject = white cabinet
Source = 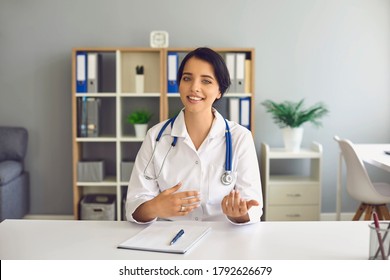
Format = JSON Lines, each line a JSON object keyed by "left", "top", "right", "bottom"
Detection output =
{"left": 261, "top": 142, "right": 322, "bottom": 221}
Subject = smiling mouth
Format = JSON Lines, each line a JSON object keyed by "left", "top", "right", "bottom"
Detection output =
{"left": 188, "top": 96, "right": 204, "bottom": 101}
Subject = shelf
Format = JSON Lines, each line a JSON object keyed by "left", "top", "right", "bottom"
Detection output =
{"left": 119, "top": 136, "right": 145, "bottom": 142}
{"left": 120, "top": 93, "right": 160, "bottom": 97}
{"left": 76, "top": 137, "right": 117, "bottom": 142}
{"left": 77, "top": 176, "right": 117, "bottom": 186}
{"left": 269, "top": 175, "right": 319, "bottom": 184}
{"left": 267, "top": 148, "right": 321, "bottom": 159}
{"left": 76, "top": 93, "right": 116, "bottom": 97}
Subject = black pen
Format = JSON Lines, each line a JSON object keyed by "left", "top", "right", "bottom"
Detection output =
{"left": 170, "top": 229, "right": 185, "bottom": 245}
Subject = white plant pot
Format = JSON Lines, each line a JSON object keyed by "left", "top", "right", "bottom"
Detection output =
{"left": 134, "top": 124, "right": 148, "bottom": 138}
{"left": 282, "top": 127, "right": 303, "bottom": 152}
{"left": 135, "top": 75, "right": 144, "bottom": 93}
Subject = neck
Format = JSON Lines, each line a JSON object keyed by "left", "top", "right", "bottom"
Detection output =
{"left": 184, "top": 110, "right": 214, "bottom": 150}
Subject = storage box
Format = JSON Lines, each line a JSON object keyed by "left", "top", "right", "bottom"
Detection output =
{"left": 121, "top": 161, "right": 134, "bottom": 182}
{"left": 80, "top": 194, "right": 116, "bottom": 220}
{"left": 77, "top": 160, "right": 105, "bottom": 182}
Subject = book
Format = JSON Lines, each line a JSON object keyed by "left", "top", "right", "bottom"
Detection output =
{"left": 117, "top": 222, "right": 211, "bottom": 254}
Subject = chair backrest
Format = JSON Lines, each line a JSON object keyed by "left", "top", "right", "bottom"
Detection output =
{"left": 0, "top": 127, "right": 28, "bottom": 162}
{"left": 334, "top": 136, "right": 381, "bottom": 203}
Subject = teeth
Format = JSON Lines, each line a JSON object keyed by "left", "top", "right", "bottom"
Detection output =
{"left": 189, "top": 96, "right": 202, "bottom": 101}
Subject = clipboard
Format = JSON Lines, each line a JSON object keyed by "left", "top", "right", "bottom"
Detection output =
{"left": 117, "top": 222, "right": 211, "bottom": 254}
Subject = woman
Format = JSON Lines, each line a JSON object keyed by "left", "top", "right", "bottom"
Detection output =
{"left": 126, "top": 47, "right": 262, "bottom": 224}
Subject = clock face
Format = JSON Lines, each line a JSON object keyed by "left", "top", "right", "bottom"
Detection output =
{"left": 150, "top": 31, "right": 169, "bottom": 48}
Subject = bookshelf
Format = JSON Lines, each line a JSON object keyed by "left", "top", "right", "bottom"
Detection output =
{"left": 71, "top": 47, "right": 255, "bottom": 220}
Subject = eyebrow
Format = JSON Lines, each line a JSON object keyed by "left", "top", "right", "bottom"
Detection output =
{"left": 182, "top": 72, "right": 215, "bottom": 80}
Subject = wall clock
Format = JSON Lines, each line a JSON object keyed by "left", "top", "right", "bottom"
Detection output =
{"left": 150, "top": 31, "right": 169, "bottom": 48}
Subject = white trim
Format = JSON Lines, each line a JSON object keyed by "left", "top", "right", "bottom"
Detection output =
{"left": 23, "top": 215, "right": 74, "bottom": 220}
{"left": 320, "top": 212, "right": 355, "bottom": 221}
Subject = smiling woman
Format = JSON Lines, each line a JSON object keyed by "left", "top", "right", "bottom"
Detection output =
{"left": 125, "top": 47, "right": 263, "bottom": 225}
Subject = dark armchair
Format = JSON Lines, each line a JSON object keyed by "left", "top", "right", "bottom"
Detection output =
{"left": 0, "top": 127, "right": 29, "bottom": 221}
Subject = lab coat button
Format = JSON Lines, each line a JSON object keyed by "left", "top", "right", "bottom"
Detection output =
{"left": 195, "top": 161, "right": 199, "bottom": 164}
{"left": 195, "top": 217, "right": 199, "bottom": 221}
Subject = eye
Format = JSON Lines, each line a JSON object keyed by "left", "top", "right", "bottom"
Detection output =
{"left": 182, "top": 76, "right": 191, "bottom": 82}
{"left": 202, "top": 79, "right": 212, "bottom": 84}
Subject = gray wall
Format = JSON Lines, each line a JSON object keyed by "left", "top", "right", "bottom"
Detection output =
{"left": 0, "top": 0, "right": 389, "bottom": 216}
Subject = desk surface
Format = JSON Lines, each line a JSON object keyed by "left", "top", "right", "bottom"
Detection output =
{"left": 355, "top": 144, "right": 390, "bottom": 172}
{"left": 0, "top": 219, "right": 371, "bottom": 260}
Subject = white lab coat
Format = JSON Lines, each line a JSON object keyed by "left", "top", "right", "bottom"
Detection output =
{"left": 126, "top": 109, "right": 263, "bottom": 224}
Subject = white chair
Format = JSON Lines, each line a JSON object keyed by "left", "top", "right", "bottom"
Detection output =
{"left": 334, "top": 136, "right": 390, "bottom": 220}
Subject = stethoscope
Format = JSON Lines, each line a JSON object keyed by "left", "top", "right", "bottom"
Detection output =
{"left": 143, "top": 115, "right": 234, "bottom": 185}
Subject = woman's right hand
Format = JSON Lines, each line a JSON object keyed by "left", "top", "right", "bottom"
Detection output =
{"left": 132, "top": 182, "right": 200, "bottom": 222}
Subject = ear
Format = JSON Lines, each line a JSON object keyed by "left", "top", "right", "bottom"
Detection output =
{"left": 216, "top": 92, "right": 222, "bottom": 100}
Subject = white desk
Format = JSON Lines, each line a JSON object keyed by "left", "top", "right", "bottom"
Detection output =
{"left": 354, "top": 144, "right": 390, "bottom": 172}
{"left": 336, "top": 144, "right": 390, "bottom": 220}
{"left": 0, "top": 219, "right": 371, "bottom": 260}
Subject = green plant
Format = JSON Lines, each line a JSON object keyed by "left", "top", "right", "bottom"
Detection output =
{"left": 127, "top": 110, "right": 152, "bottom": 124}
{"left": 261, "top": 99, "right": 329, "bottom": 128}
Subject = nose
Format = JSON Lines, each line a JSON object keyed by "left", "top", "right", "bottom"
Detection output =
{"left": 190, "top": 79, "right": 201, "bottom": 93}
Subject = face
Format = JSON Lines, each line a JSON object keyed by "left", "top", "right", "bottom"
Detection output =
{"left": 179, "top": 57, "right": 222, "bottom": 115}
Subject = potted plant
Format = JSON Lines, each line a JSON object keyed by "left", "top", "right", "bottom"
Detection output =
{"left": 127, "top": 109, "right": 152, "bottom": 138}
{"left": 261, "top": 99, "right": 329, "bottom": 151}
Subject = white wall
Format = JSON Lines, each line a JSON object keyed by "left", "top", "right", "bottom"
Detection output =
{"left": 0, "top": 0, "right": 389, "bottom": 215}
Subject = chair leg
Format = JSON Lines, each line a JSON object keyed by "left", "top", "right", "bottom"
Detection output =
{"left": 364, "top": 205, "right": 374, "bottom": 220}
{"left": 378, "top": 204, "right": 390, "bottom": 220}
{"left": 374, "top": 205, "right": 384, "bottom": 220}
{"left": 353, "top": 203, "right": 367, "bottom": 221}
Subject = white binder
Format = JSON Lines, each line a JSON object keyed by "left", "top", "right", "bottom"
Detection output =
{"left": 239, "top": 97, "right": 251, "bottom": 129}
{"left": 225, "top": 53, "right": 236, "bottom": 93}
{"left": 229, "top": 98, "right": 240, "bottom": 123}
{"left": 235, "top": 53, "right": 246, "bottom": 93}
{"left": 87, "top": 53, "right": 99, "bottom": 93}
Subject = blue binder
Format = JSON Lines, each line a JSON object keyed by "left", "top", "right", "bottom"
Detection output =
{"left": 76, "top": 52, "right": 87, "bottom": 93}
{"left": 167, "top": 52, "right": 179, "bottom": 93}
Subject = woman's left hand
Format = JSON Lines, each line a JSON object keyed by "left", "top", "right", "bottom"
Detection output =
{"left": 221, "top": 190, "right": 259, "bottom": 223}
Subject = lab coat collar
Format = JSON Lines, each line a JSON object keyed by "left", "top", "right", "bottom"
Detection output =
{"left": 171, "top": 108, "right": 226, "bottom": 139}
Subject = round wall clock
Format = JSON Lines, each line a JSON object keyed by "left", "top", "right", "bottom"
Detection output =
{"left": 150, "top": 31, "right": 169, "bottom": 48}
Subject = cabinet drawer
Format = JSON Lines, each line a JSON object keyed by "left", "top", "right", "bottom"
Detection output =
{"left": 267, "top": 205, "right": 319, "bottom": 221}
{"left": 269, "top": 185, "right": 320, "bottom": 205}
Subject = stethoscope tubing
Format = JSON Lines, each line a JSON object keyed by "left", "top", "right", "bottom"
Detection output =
{"left": 144, "top": 114, "right": 233, "bottom": 184}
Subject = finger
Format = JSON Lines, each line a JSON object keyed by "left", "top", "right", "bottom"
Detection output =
{"left": 239, "top": 199, "right": 247, "bottom": 215}
{"left": 181, "top": 196, "right": 201, "bottom": 206}
{"left": 177, "top": 190, "right": 200, "bottom": 199}
{"left": 246, "top": 200, "right": 260, "bottom": 210}
{"left": 221, "top": 195, "right": 229, "bottom": 212}
{"left": 177, "top": 203, "right": 200, "bottom": 216}
{"left": 233, "top": 190, "right": 241, "bottom": 209}
{"left": 163, "top": 182, "right": 182, "bottom": 195}
{"left": 228, "top": 190, "right": 239, "bottom": 211}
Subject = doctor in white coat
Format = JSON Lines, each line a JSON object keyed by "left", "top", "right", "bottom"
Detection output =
{"left": 126, "top": 47, "right": 263, "bottom": 224}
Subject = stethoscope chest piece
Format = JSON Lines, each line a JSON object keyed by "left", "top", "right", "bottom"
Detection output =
{"left": 221, "top": 171, "right": 234, "bottom": 186}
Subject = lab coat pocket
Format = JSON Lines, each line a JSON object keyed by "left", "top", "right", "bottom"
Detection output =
{"left": 207, "top": 164, "right": 236, "bottom": 204}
